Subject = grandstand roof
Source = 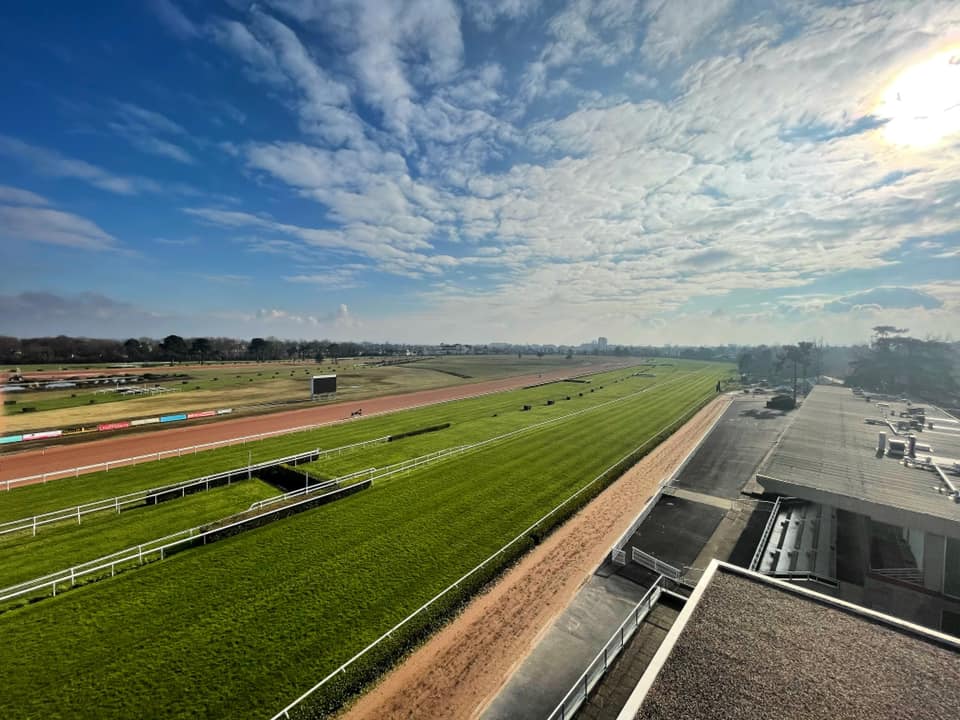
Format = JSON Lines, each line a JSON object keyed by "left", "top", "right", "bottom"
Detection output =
{"left": 756, "top": 385, "right": 960, "bottom": 538}
{"left": 619, "top": 562, "right": 960, "bottom": 720}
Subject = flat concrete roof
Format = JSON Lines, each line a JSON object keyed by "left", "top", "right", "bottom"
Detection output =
{"left": 757, "top": 385, "right": 960, "bottom": 538}
{"left": 618, "top": 562, "right": 960, "bottom": 720}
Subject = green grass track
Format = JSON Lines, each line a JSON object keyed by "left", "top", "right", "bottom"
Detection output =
{"left": 0, "top": 361, "right": 729, "bottom": 719}
{"left": 0, "top": 362, "right": 660, "bottom": 523}
{"left": 0, "top": 479, "right": 277, "bottom": 591}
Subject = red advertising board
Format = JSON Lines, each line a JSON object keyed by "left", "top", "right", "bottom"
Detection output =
{"left": 186, "top": 410, "right": 217, "bottom": 419}
{"left": 97, "top": 421, "right": 131, "bottom": 432}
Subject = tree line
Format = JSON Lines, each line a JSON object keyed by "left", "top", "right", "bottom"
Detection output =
{"left": 0, "top": 335, "right": 407, "bottom": 365}
{"left": 736, "top": 330, "right": 959, "bottom": 402}
{"left": 847, "top": 326, "right": 958, "bottom": 400}
{"left": 0, "top": 335, "right": 747, "bottom": 366}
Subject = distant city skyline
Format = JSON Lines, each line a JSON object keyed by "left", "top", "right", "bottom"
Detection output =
{"left": 0, "top": 2, "right": 958, "bottom": 344}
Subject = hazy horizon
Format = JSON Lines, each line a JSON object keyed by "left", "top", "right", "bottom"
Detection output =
{"left": 1, "top": 1, "right": 958, "bottom": 345}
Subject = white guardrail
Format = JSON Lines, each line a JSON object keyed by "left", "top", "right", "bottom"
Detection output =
{"left": 0, "top": 479, "right": 367, "bottom": 606}
{"left": 252, "top": 381, "right": 688, "bottom": 513}
{"left": 547, "top": 577, "right": 664, "bottom": 720}
{"left": 1, "top": 425, "right": 392, "bottom": 491}
{"left": 631, "top": 547, "right": 682, "bottom": 581}
{"left": 0, "top": 449, "right": 321, "bottom": 538}
{"left": 249, "top": 469, "right": 373, "bottom": 512}
{"left": 3, "top": 442, "right": 508, "bottom": 606}
{"left": 262, "top": 373, "right": 703, "bottom": 514}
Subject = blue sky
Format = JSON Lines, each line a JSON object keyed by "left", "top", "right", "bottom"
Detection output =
{"left": 0, "top": 0, "right": 958, "bottom": 344}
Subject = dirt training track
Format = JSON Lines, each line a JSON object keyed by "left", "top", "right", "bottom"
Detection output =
{"left": 0, "top": 363, "right": 631, "bottom": 483}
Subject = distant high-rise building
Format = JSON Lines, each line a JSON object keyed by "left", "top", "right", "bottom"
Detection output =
{"left": 597, "top": 336, "right": 609, "bottom": 351}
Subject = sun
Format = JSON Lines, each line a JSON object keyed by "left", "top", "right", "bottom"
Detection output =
{"left": 875, "top": 46, "right": 960, "bottom": 148}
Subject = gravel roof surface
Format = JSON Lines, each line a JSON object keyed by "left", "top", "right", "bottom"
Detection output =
{"left": 636, "top": 570, "right": 960, "bottom": 720}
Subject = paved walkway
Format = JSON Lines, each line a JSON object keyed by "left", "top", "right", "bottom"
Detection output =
{"left": 481, "top": 573, "right": 650, "bottom": 720}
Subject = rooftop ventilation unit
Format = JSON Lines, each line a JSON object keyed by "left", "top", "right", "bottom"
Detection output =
{"left": 887, "top": 438, "right": 906, "bottom": 458}
{"left": 933, "top": 464, "right": 960, "bottom": 503}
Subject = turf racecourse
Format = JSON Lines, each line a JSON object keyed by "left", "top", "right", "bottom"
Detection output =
{"left": 2, "top": 354, "right": 616, "bottom": 435}
{"left": 0, "top": 360, "right": 730, "bottom": 719}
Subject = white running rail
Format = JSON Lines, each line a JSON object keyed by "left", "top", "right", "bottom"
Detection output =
{"left": 1, "top": 364, "right": 635, "bottom": 489}
{"left": 0, "top": 449, "right": 320, "bottom": 538}
{"left": 0, "top": 481, "right": 367, "bottom": 606}
{"left": 281, "top": 374, "right": 707, "bottom": 512}
{"left": 255, "top": 374, "right": 701, "bottom": 517}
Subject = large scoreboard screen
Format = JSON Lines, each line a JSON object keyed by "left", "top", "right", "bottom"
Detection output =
{"left": 311, "top": 374, "right": 337, "bottom": 395}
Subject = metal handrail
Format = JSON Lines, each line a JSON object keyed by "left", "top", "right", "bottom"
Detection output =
{"left": 546, "top": 577, "right": 664, "bottom": 720}
{"left": 749, "top": 495, "right": 783, "bottom": 571}
{"left": 632, "top": 547, "right": 681, "bottom": 580}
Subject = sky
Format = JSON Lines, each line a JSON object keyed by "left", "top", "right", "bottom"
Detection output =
{"left": 0, "top": 0, "right": 958, "bottom": 346}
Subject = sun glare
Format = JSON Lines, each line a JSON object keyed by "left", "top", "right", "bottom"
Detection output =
{"left": 876, "top": 46, "right": 960, "bottom": 147}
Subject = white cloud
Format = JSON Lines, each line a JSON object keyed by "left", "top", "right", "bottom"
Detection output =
{"left": 166, "top": 0, "right": 960, "bottom": 343}
{"left": 252, "top": 303, "right": 361, "bottom": 331}
{"left": 211, "top": 10, "right": 364, "bottom": 146}
{"left": 0, "top": 201, "right": 117, "bottom": 251}
{"left": 466, "top": 0, "right": 539, "bottom": 31}
{"left": 0, "top": 135, "right": 141, "bottom": 194}
{"left": 639, "top": 0, "right": 736, "bottom": 65}
{"left": 263, "top": 0, "right": 464, "bottom": 141}
{"left": 284, "top": 269, "right": 363, "bottom": 289}
{"left": 0, "top": 185, "right": 48, "bottom": 206}
{"left": 333, "top": 303, "right": 360, "bottom": 329}
{"left": 198, "top": 273, "right": 252, "bottom": 284}
{"left": 541, "top": 0, "right": 640, "bottom": 69}
{"left": 148, "top": 0, "right": 200, "bottom": 39}
{"left": 109, "top": 102, "right": 195, "bottom": 164}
